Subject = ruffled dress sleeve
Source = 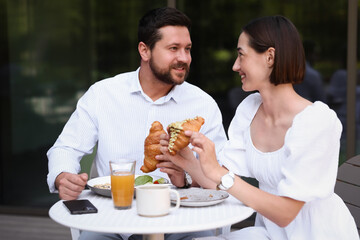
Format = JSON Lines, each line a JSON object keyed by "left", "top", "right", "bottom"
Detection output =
{"left": 277, "top": 102, "right": 342, "bottom": 202}
{"left": 219, "top": 93, "right": 262, "bottom": 177}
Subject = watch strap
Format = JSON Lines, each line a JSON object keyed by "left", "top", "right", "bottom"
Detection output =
{"left": 216, "top": 171, "right": 235, "bottom": 191}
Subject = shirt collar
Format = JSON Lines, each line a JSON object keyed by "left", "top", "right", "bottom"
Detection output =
{"left": 129, "top": 67, "right": 183, "bottom": 104}
{"left": 129, "top": 67, "right": 142, "bottom": 94}
{"left": 165, "top": 84, "right": 182, "bottom": 103}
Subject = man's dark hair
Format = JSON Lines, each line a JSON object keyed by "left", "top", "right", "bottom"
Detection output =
{"left": 138, "top": 7, "right": 191, "bottom": 50}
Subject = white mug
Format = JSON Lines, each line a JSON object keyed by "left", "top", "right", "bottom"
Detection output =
{"left": 136, "top": 184, "right": 180, "bottom": 217}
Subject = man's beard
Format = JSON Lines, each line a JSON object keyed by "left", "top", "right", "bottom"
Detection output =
{"left": 149, "top": 58, "right": 189, "bottom": 85}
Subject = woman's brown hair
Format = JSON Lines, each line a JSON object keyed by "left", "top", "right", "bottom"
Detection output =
{"left": 242, "top": 16, "right": 305, "bottom": 85}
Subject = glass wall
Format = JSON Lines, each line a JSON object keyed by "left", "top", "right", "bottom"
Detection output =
{"left": 1, "top": 0, "right": 167, "bottom": 210}
{"left": 0, "top": 0, "right": 358, "bottom": 212}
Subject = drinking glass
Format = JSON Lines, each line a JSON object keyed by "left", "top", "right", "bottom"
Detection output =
{"left": 109, "top": 160, "right": 136, "bottom": 209}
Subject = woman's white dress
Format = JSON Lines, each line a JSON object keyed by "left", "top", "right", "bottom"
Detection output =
{"left": 219, "top": 93, "right": 358, "bottom": 240}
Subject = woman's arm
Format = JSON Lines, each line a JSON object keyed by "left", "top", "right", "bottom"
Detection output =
{"left": 187, "top": 130, "right": 304, "bottom": 227}
{"left": 230, "top": 177, "right": 304, "bottom": 227}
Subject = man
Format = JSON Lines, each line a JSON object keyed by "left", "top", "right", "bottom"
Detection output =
{"left": 47, "top": 7, "right": 227, "bottom": 240}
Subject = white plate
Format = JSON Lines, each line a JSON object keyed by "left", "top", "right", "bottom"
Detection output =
{"left": 171, "top": 188, "right": 229, "bottom": 207}
{"left": 87, "top": 175, "right": 169, "bottom": 197}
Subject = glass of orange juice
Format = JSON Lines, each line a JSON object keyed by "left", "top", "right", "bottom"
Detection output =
{"left": 109, "top": 160, "right": 136, "bottom": 209}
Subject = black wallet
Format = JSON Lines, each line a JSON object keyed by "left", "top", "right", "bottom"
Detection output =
{"left": 63, "top": 199, "right": 98, "bottom": 215}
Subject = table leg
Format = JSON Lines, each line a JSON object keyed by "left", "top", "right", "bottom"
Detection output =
{"left": 142, "top": 233, "right": 165, "bottom": 240}
{"left": 70, "top": 228, "right": 80, "bottom": 240}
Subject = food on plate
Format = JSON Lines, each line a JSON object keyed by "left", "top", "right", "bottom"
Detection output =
{"left": 167, "top": 116, "right": 205, "bottom": 155}
{"left": 135, "top": 175, "right": 153, "bottom": 186}
{"left": 134, "top": 176, "right": 166, "bottom": 186}
{"left": 141, "top": 121, "right": 166, "bottom": 173}
{"left": 153, "top": 178, "right": 166, "bottom": 184}
{"left": 92, "top": 175, "right": 167, "bottom": 190}
{"left": 93, "top": 183, "right": 111, "bottom": 189}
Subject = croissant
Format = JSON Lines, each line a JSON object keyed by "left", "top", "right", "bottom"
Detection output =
{"left": 141, "top": 121, "right": 166, "bottom": 173}
{"left": 167, "top": 116, "right": 205, "bottom": 155}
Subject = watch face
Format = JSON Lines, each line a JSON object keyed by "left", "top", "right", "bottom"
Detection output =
{"left": 222, "top": 174, "right": 234, "bottom": 188}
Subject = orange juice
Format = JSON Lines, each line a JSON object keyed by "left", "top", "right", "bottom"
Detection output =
{"left": 111, "top": 172, "right": 135, "bottom": 209}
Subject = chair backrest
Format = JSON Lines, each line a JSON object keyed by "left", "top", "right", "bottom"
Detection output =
{"left": 334, "top": 154, "right": 360, "bottom": 235}
{"left": 90, "top": 159, "right": 99, "bottom": 179}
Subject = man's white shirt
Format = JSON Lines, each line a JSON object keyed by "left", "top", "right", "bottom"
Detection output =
{"left": 47, "top": 68, "right": 227, "bottom": 192}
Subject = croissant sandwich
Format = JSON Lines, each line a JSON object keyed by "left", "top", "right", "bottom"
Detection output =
{"left": 141, "top": 121, "right": 166, "bottom": 173}
{"left": 167, "top": 116, "right": 205, "bottom": 155}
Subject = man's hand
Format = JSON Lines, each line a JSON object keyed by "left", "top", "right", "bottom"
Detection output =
{"left": 156, "top": 158, "right": 186, "bottom": 187}
{"left": 154, "top": 133, "right": 187, "bottom": 187}
{"left": 55, "top": 172, "right": 88, "bottom": 200}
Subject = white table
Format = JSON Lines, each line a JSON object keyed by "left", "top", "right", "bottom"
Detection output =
{"left": 49, "top": 190, "right": 254, "bottom": 240}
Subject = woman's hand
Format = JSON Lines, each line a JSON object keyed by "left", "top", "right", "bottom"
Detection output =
{"left": 185, "top": 130, "right": 223, "bottom": 183}
{"left": 157, "top": 133, "right": 198, "bottom": 170}
{"left": 156, "top": 132, "right": 217, "bottom": 188}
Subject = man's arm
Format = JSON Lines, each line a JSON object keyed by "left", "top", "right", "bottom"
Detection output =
{"left": 47, "top": 86, "right": 99, "bottom": 194}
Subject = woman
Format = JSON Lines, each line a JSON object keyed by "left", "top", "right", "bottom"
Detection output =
{"left": 158, "top": 16, "right": 358, "bottom": 239}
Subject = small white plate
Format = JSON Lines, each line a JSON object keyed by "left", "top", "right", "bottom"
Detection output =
{"left": 87, "top": 175, "right": 169, "bottom": 197}
{"left": 171, "top": 187, "right": 229, "bottom": 207}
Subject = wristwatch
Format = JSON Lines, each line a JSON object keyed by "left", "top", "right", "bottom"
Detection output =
{"left": 217, "top": 171, "right": 235, "bottom": 191}
{"left": 180, "top": 171, "right": 192, "bottom": 188}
